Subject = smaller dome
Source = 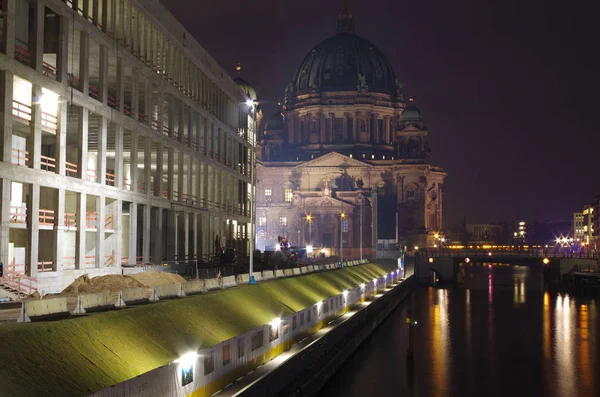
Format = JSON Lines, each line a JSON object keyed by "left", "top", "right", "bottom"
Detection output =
{"left": 265, "top": 111, "right": 284, "bottom": 131}
{"left": 234, "top": 77, "right": 257, "bottom": 100}
{"left": 400, "top": 101, "right": 423, "bottom": 122}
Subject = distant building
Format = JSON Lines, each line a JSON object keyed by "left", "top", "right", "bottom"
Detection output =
{"left": 574, "top": 211, "right": 585, "bottom": 242}
{"left": 466, "top": 224, "right": 502, "bottom": 245}
{"left": 582, "top": 206, "right": 595, "bottom": 247}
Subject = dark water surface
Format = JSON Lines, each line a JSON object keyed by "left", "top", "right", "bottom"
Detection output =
{"left": 319, "top": 264, "right": 600, "bottom": 397}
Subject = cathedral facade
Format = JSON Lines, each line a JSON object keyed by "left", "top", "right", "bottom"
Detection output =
{"left": 255, "top": 2, "right": 446, "bottom": 254}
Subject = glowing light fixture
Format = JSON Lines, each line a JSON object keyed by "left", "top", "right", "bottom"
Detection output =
{"left": 543, "top": 258, "right": 550, "bottom": 265}
{"left": 176, "top": 352, "right": 199, "bottom": 369}
{"left": 306, "top": 245, "right": 313, "bottom": 254}
{"left": 270, "top": 317, "right": 281, "bottom": 328}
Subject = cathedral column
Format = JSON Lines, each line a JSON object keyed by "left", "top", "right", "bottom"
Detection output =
{"left": 383, "top": 115, "right": 391, "bottom": 144}
{"left": 352, "top": 112, "right": 358, "bottom": 142}
{"left": 318, "top": 112, "right": 324, "bottom": 143}
{"left": 342, "top": 113, "right": 349, "bottom": 142}
{"left": 306, "top": 113, "right": 312, "bottom": 143}
{"left": 288, "top": 115, "right": 295, "bottom": 144}
{"left": 328, "top": 112, "right": 335, "bottom": 143}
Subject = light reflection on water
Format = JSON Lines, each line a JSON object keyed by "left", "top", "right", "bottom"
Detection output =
{"left": 319, "top": 263, "right": 600, "bottom": 397}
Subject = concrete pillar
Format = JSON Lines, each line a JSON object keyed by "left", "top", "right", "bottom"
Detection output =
{"left": 144, "top": 138, "right": 151, "bottom": 195}
{"left": 101, "top": 0, "right": 108, "bottom": 33}
{"left": 98, "top": 116, "right": 107, "bottom": 185}
{"left": 132, "top": 68, "right": 139, "bottom": 119}
{"left": 187, "top": 157, "right": 193, "bottom": 203}
{"left": 115, "top": 125, "right": 124, "bottom": 189}
{"left": 143, "top": 205, "right": 150, "bottom": 263}
{"left": 342, "top": 113, "right": 348, "bottom": 142}
{"left": 203, "top": 162, "right": 209, "bottom": 210}
{"left": 353, "top": 112, "right": 359, "bottom": 142}
{"left": 1, "top": 0, "right": 17, "bottom": 58}
{"left": 96, "top": 195, "right": 105, "bottom": 268}
{"left": 128, "top": 202, "right": 137, "bottom": 265}
{"left": 116, "top": 57, "right": 124, "bottom": 113}
{"left": 184, "top": 212, "right": 190, "bottom": 259}
{"left": 99, "top": 45, "right": 109, "bottom": 104}
{"left": 57, "top": 15, "right": 69, "bottom": 84}
{"left": 29, "top": 85, "right": 42, "bottom": 171}
{"left": 167, "top": 147, "right": 174, "bottom": 200}
{"left": 168, "top": 96, "right": 176, "bottom": 139}
{"left": 130, "top": 130, "right": 138, "bottom": 190}
{"left": 79, "top": 31, "right": 90, "bottom": 95}
{"left": 55, "top": 97, "right": 67, "bottom": 176}
{"left": 166, "top": 209, "right": 176, "bottom": 260}
{"left": 75, "top": 192, "right": 86, "bottom": 269}
{"left": 33, "top": 0, "right": 45, "bottom": 73}
{"left": 78, "top": 107, "right": 89, "bottom": 180}
{"left": 153, "top": 207, "right": 163, "bottom": 261}
{"left": 178, "top": 102, "right": 185, "bottom": 144}
{"left": 114, "top": 199, "right": 123, "bottom": 267}
{"left": 178, "top": 152, "right": 184, "bottom": 202}
{"left": 155, "top": 142, "right": 163, "bottom": 197}
{"left": 53, "top": 188, "right": 65, "bottom": 274}
{"left": 0, "top": 180, "right": 11, "bottom": 268}
{"left": 0, "top": 70, "right": 14, "bottom": 164}
{"left": 27, "top": 184, "right": 40, "bottom": 277}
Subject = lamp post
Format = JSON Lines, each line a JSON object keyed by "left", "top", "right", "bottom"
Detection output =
{"left": 306, "top": 214, "right": 312, "bottom": 248}
{"left": 340, "top": 211, "right": 345, "bottom": 263}
{"left": 246, "top": 98, "right": 257, "bottom": 284}
{"left": 359, "top": 201, "right": 363, "bottom": 261}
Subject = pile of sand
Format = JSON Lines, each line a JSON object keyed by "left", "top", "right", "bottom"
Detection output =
{"left": 130, "top": 271, "right": 186, "bottom": 286}
{"left": 60, "top": 274, "right": 145, "bottom": 296}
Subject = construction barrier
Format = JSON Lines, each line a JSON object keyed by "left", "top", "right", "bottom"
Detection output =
{"left": 275, "top": 269, "right": 285, "bottom": 278}
{"left": 262, "top": 270, "right": 275, "bottom": 280}
{"left": 119, "top": 288, "right": 148, "bottom": 305}
{"left": 252, "top": 272, "right": 263, "bottom": 282}
{"left": 18, "top": 298, "right": 69, "bottom": 322}
{"left": 300, "top": 266, "right": 309, "bottom": 274}
{"left": 236, "top": 274, "right": 250, "bottom": 285}
{"left": 221, "top": 275, "right": 237, "bottom": 289}
{"left": 205, "top": 278, "right": 220, "bottom": 291}
{"left": 73, "top": 291, "right": 113, "bottom": 314}
{"left": 293, "top": 268, "right": 301, "bottom": 276}
{"left": 284, "top": 269, "right": 294, "bottom": 277}
{"left": 150, "top": 284, "right": 181, "bottom": 301}
{"left": 307, "top": 265, "right": 315, "bottom": 273}
{"left": 182, "top": 281, "right": 204, "bottom": 296}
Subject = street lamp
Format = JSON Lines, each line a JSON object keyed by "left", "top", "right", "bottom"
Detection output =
{"left": 247, "top": 98, "right": 257, "bottom": 284}
{"left": 359, "top": 200, "right": 363, "bottom": 261}
{"left": 340, "top": 211, "right": 346, "bottom": 263}
{"left": 306, "top": 214, "right": 312, "bottom": 249}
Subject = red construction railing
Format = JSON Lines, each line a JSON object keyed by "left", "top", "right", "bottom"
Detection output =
{"left": 40, "top": 155, "right": 56, "bottom": 171}
{"left": 152, "top": 120, "right": 170, "bottom": 136}
{"left": 137, "top": 180, "right": 146, "bottom": 193}
{"left": 84, "top": 256, "right": 95, "bottom": 266}
{"left": 106, "top": 172, "right": 115, "bottom": 186}
{"left": 67, "top": 73, "right": 80, "bottom": 89}
{"left": 104, "top": 255, "right": 115, "bottom": 266}
{"left": 87, "top": 169, "right": 97, "bottom": 182}
{"left": 63, "top": 256, "right": 76, "bottom": 266}
{"left": 86, "top": 212, "right": 97, "bottom": 228}
{"left": 108, "top": 95, "right": 117, "bottom": 109}
{"left": 41, "top": 111, "right": 58, "bottom": 131}
{"left": 12, "top": 100, "right": 32, "bottom": 121}
{"left": 14, "top": 45, "right": 32, "bottom": 66}
{"left": 12, "top": 148, "right": 29, "bottom": 166}
{"left": 105, "top": 214, "right": 114, "bottom": 229}
{"left": 139, "top": 112, "right": 148, "bottom": 123}
{"left": 136, "top": 256, "right": 144, "bottom": 265}
{"left": 124, "top": 104, "right": 132, "bottom": 117}
{"left": 123, "top": 178, "right": 132, "bottom": 190}
{"left": 42, "top": 61, "right": 57, "bottom": 78}
{"left": 66, "top": 161, "right": 78, "bottom": 177}
{"left": 89, "top": 84, "right": 100, "bottom": 100}
{"left": 10, "top": 206, "right": 26, "bottom": 223}
{"left": 0, "top": 269, "right": 38, "bottom": 294}
{"left": 37, "top": 261, "right": 53, "bottom": 272}
{"left": 64, "top": 213, "right": 76, "bottom": 229}
{"left": 39, "top": 209, "right": 55, "bottom": 225}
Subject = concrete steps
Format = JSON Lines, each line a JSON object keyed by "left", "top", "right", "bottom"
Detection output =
{"left": 0, "top": 284, "right": 26, "bottom": 301}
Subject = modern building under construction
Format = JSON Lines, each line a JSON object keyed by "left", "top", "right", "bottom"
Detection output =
{"left": 0, "top": 0, "right": 255, "bottom": 293}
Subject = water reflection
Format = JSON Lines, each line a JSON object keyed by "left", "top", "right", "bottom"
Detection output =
{"left": 555, "top": 294, "right": 575, "bottom": 396}
{"left": 513, "top": 267, "right": 527, "bottom": 305}
{"left": 429, "top": 288, "right": 450, "bottom": 397}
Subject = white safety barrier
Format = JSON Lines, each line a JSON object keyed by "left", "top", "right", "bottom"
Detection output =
{"left": 275, "top": 269, "right": 285, "bottom": 278}
{"left": 300, "top": 266, "right": 309, "bottom": 274}
{"left": 252, "top": 272, "right": 263, "bottom": 282}
{"left": 150, "top": 284, "right": 182, "bottom": 301}
{"left": 18, "top": 298, "right": 69, "bottom": 322}
{"left": 307, "top": 265, "right": 315, "bottom": 273}
{"left": 293, "top": 268, "right": 301, "bottom": 276}
{"left": 236, "top": 274, "right": 250, "bottom": 285}
{"left": 74, "top": 292, "right": 113, "bottom": 314}
{"left": 262, "top": 270, "right": 275, "bottom": 280}
{"left": 118, "top": 288, "right": 148, "bottom": 306}
{"left": 182, "top": 281, "right": 204, "bottom": 296}
{"left": 284, "top": 269, "right": 294, "bottom": 277}
{"left": 222, "top": 276, "right": 237, "bottom": 289}
{"left": 205, "top": 278, "right": 221, "bottom": 291}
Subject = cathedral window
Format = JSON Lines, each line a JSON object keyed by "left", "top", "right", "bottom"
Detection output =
{"left": 258, "top": 217, "right": 266, "bottom": 226}
{"left": 279, "top": 216, "right": 287, "bottom": 226}
{"left": 342, "top": 220, "right": 349, "bottom": 233}
{"left": 284, "top": 188, "right": 293, "bottom": 202}
{"left": 407, "top": 190, "right": 415, "bottom": 201}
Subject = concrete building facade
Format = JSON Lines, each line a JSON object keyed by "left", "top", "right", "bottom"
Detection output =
{"left": 0, "top": 0, "right": 254, "bottom": 292}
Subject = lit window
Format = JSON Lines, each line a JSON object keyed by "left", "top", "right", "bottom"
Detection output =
{"left": 349, "top": 154, "right": 353, "bottom": 158}
{"left": 371, "top": 154, "right": 375, "bottom": 159}
{"left": 342, "top": 220, "right": 349, "bottom": 232}
{"left": 362, "top": 154, "right": 366, "bottom": 159}
{"left": 223, "top": 344, "right": 231, "bottom": 366}
{"left": 279, "top": 216, "right": 287, "bottom": 226}
{"left": 284, "top": 188, "right": 293, "bottom": 202}
{"left": 258, "top": 216, "right": 266, "bottom": 226}
{"left": 392, "top": 156, "right": 394, "bottom": 160}
{"left": 382, "top": 155, "right": 386, "bottom": 160}
{"left": 265, "top": 189, "right": 272, "bottom": 198}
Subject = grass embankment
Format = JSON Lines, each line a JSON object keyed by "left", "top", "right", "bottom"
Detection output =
{"left": 0, "top": 262, "right": 395, "bottom": 397}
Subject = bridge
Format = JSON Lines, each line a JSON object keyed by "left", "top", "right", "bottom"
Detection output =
{"left": 412, "top": 249, "right": 599, "bottom": 282}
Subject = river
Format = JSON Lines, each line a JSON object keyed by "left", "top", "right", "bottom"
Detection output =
{"left": 319, "top": 263, "right": 600, "bottom": 397}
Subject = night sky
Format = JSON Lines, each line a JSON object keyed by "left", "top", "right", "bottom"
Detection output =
{"left": 164, "top": 0, "right": 599, "bottom": 227}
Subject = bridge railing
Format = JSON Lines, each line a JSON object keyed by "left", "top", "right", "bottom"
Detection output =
{"left": 422, "top": 249, "right": 598, "bottom": 260}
